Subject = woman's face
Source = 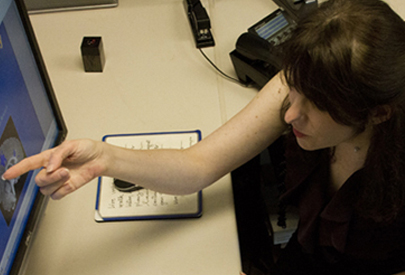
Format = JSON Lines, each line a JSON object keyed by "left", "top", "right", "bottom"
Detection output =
{"left": 284, "top": 88, "right": 359, "bottom": 151}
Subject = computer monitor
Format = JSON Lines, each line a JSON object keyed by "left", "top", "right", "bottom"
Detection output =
{"left": 0, "top": 0, "right": 67, "bottom": 274}
{"left": 24, "top": 0, "right": 118, "bottom": 14}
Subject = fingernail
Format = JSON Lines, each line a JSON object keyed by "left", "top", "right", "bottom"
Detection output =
{"left": 1, "top": 174, "right": 5, "bottom": 181}
{"left": 59, "top": 168, "right": 69, "bottom": 178}
{"left": 46, "top": 165, "right": 54, "bottom": 173}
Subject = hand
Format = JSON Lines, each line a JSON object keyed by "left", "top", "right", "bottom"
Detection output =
{"left": 2, "top": 139, "right": 107, "bottom": 200}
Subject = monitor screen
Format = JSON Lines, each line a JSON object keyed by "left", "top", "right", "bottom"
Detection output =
{"left": 0, "top": 0, "right": 67, "bottom": 274}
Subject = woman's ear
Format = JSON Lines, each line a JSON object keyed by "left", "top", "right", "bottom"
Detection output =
{"left": 371, "top": 105, "right": 392, "bottom": 124}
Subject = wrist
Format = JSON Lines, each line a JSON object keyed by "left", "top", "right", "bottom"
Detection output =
{"left": 96, "top": 141, "right": 113, "bottom": 177}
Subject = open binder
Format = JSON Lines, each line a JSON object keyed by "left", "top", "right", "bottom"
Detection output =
{"left": 95, "top": 130, "right": 203, "bottom": 222}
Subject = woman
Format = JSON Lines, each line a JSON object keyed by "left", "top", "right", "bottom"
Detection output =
{"left": 3, "top": 0, "right": 405, "bottom": 273}
{"left": 273, "top": 1, "right": 405, "bottom": 273}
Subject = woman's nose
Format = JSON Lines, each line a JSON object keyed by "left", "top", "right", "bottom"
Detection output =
{"left": 284, "top": 102, "right": 302, "bottom": 124}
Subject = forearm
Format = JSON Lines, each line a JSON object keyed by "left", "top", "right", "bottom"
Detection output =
{"left": 101, "top": 73, "right": 289, "bottom": 195}
{"left": 102, "top": 143, "right": 211, "bottom": 195}
{"left": 2, "top": 73, "right": 288, "bottom": 200}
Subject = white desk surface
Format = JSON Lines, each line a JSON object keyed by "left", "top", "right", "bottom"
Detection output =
{"left": 22, "top": 0, "right": 405, "bottom": 274}
{"left": 22, "top": 0, "right": 272, "bottom": 274}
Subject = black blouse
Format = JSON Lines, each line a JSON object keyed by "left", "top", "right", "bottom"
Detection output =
{"left": 280, "top": 138, "right": 405, "bottom": 273}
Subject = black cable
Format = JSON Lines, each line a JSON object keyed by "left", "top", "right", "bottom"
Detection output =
{"left": 199, "top": 48, "right": 251, "bottom": 88}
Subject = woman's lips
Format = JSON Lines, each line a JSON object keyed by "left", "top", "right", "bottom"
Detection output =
{"left": 293, "top": 128, "right": 306, "bottom": 138}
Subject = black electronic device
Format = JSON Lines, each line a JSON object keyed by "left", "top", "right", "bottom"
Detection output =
{"left": 273, "top": 0, "right": 317, "bottom": 22}
{"left": 113, "top": 179, "right": 144, "bottom": 193}
{"left": 230, "top": 0, "right": 317, "bottom": 88}
{"left": 81, "top": 36, "right": 105, "bottom": 73}
{"left": 184, "top": 0, "right": 215, "bottom": 48}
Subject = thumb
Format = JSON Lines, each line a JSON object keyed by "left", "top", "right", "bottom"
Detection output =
{"left": 45, "top": 141, "right": 74, "bottom": 173}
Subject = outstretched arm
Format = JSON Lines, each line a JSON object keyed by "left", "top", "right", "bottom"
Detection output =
{"left": 2, "top": 72, "right": 288, "bottom": 199}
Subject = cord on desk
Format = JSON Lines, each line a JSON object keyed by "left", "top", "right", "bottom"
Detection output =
{"left": 199, "top": 48, "right": 251, "bottom": 88}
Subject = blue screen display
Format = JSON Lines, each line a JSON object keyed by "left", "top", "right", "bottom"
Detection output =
{"left": 255, "top": 13, "right": 288, "bottom": 40}
{"left": 0, "top": 0, "right": 61, "bottom": 273}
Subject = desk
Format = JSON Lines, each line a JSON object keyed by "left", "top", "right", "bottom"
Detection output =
{"left": 21, "top": 0, "right": 276, "bottom": 274}
{"left": 21, "top": 0, "right": 405, "bottom": 274}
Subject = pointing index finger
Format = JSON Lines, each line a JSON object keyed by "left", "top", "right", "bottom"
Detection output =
{"left": 1, "top": 150, "right": 52, "bottom": 180}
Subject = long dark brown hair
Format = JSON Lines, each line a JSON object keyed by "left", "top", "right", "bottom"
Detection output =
{"left": 282, "top": 0, "right": 405, "bottom": 221}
